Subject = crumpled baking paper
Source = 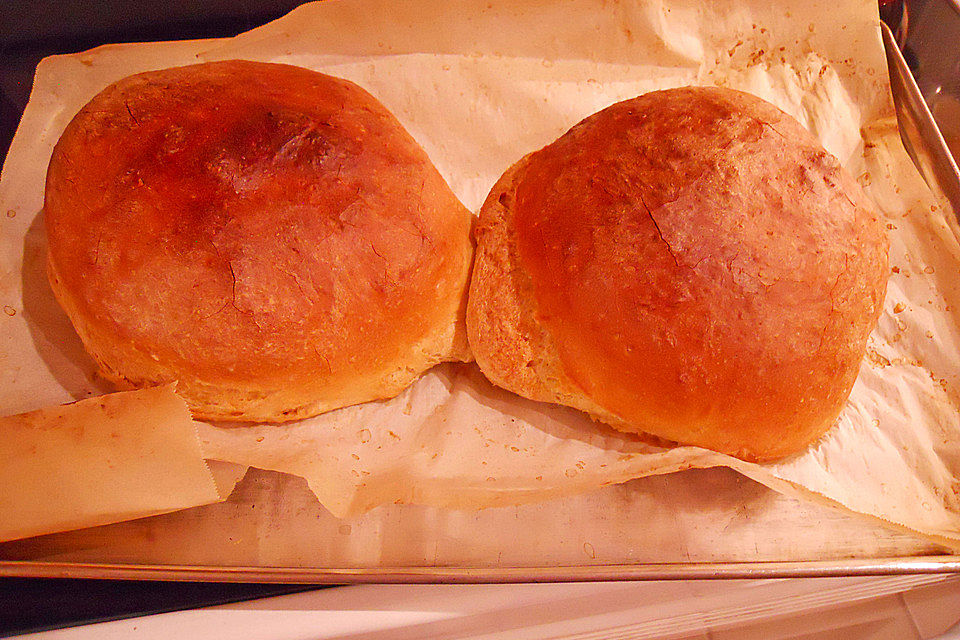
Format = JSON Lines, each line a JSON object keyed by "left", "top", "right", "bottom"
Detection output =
{"left": 1, "top": 0, "right": 958, "bottom": 550}
{"left": 0, "top": 385, "right": 226, "bottom": 541}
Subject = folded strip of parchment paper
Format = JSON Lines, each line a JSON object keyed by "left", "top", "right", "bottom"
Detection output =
{"left": 0, "top": 386, "right": 229, "bottom": 542}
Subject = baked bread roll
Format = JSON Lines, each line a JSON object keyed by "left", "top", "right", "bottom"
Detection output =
{"left": 45, "top": 60, "right": 473, "bottom": 422}
{"left": 467, "top": 86, "right": 888, "bottom": 461}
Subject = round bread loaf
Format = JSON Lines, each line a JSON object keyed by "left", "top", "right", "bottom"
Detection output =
{"left": 45, "top": 60, "right": 473, "bottom": 422}
{"left": 467, "top": 86, "right": 888, "bottom": 461}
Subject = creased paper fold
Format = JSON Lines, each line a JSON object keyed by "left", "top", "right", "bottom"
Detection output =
{"left": 0, "top": 386, "right": 224, "bottom": 542}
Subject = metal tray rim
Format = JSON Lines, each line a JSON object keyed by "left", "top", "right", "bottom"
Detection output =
{"left": 2, "top": 555, "right": 958, "bottom": 583}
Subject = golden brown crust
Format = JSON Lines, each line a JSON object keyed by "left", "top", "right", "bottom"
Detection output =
{"left": 468, "top": 86, "right": 889, "bottom": 461}
{"left": 45, "top": 60, "right": 473, "bottom": 422}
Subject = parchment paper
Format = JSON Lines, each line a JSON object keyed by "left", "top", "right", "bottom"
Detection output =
{"left": 0, "top": 467, "right": 943, "bottom": 568}
{"left": 2, "top": 0, "right": 959, "bottom": 551}
{"left": 0, "top": 385, "right": 224, "bottom": 541}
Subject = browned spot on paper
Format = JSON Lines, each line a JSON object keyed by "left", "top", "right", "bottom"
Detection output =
{"left": 357, "top": 428, "right": 372, "bottom": 444}
{"left": 893, "top": 303, "right": 906, "bottom": 313}
{"left": 583, "top": 542, "right": 596, "bottom": 559}
{"left": 866, "top": 349, "right": 891, "bottom": 368}
{"left": 3, "top": 306, "right": 15, "bottom": 316}
{"left": 5, "top": 209, "right": 15, "bottom": 218}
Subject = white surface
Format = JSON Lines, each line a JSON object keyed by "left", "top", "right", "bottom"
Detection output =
{"left": 21, "top": 576, "right": 960, "bottom": 640}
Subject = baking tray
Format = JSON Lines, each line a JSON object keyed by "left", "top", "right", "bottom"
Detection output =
{"left": 1, "top": 19, "right": 959, "bottom": 583}
{"left": 0, "top": 462, "right": 957, "bottom": 582}
{"left": 883, "top": 11, "right": 960, "bottom": 217}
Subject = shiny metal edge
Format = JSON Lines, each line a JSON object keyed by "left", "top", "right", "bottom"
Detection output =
{"left": 881, "top": 21, "right": 960, "bottom": 218}
{"left": 0, "top": 556, "right": 958, "bottom": 583}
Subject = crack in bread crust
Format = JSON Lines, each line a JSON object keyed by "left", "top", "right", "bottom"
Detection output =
{"left": 467, "top": 86, "right": 889, "bottom": 462}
